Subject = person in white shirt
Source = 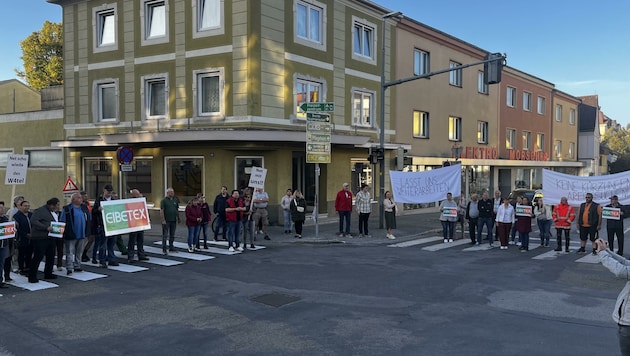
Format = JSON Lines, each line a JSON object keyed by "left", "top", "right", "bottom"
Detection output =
{"left": 495, "top": 198, "right": 515, "bottom": 249}
{"left": 280, "top": 189, "right": 293, "bottom": 234}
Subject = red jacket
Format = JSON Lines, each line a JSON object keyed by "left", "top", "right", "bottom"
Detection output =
{"left": 552, "top": 203, "right": 575, "bottom": 229}
{"left": 335, "top": 189, "right": 353, "bottom": 212}
{"left": 185, "top": 204, "right": 202, "bottom": 226}
{"left": 225, "top": 197, "right": 244, "bottom": 222}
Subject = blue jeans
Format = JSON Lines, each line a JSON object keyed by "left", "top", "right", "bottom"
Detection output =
{"left": 519, "top": 231, "right": 530, "bottom": 249}
{"left": 338, "top": 211, "right": 351, "bottom": 234}
{"left": 98, "top": 235, "right": 116, "bottom": 263}
{"left": 283, "top": 209, "right": 292, "bottom": 232}
{"left": 242, "top": 220, "right": 254, "bottom": 245}
{"left": 537, "top": 219, "right": 551, "bottom": 245}
{"left": 0, "top": 246, "right": 7, "bottom": 283}
{"left": 187, "top": 225, "right": 200, "bottom": 247}
{"left": 227, "top": 221, "right": 241, "bottom": 248}
{"left": 441, "top": 221, "right": 455, "bottom": 239}
{"left": 214, "top": 214, "right": 227, "bottom": 240}
{"left": 477, "top": 217, "right": 494, "bottom": 244}
{"left": 199, "top": 222, "right": 209, "bottom": 244}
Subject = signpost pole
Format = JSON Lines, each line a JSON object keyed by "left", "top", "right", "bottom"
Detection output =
{"left": 314, "top": 163, "right": 320, "bottom": 238}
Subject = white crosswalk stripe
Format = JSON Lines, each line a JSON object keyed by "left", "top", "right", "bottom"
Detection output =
{"left": 7, "top": 273, "right": 58, "bottom": 291}
{"left": 114, "top": 251, "right": 183, "bottom": 266}
{"left": 422, "top": 238, "right": 471, "bottom": 251}
{"left": 388, "top": 236, "right": 442, "bottom": 248}
{"left": 38, "top": 262, "right": 108, "bottom": 281}
{"left": 143, "top": 245, "right": 215, "bottom": 260}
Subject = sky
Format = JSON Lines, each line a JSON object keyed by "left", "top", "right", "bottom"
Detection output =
{"left": 1, "top": 0, "right": 628, "bottom": 125}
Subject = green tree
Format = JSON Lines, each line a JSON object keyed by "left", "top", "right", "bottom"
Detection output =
{"left": 602, "top": 125, "right": 630, "bottom": 173}
{"left": 15, "top": 21, "right": 63, "bottom": 91}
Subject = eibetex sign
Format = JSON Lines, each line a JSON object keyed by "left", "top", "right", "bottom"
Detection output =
{"left": 101, "top": 198, "right": 151, "bottom": 237}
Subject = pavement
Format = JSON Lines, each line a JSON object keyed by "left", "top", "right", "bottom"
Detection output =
{"left": 143, "top": 207, "right": 445, "bottom": 246}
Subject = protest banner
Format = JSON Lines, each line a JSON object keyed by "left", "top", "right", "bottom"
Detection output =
{"left": 248, "top": 166, "right": 267, "bottom": 189}
{"left": 602, "top": 206, "right": 621, "bottom": 220}
{"left": 389, "top": 165, "right": 461, "bottom": 204}
{"left": 48, "top": 222, "right": 66, "bottom": 238}
{"left": 101, "top": 198, "right": 151, "bottom": 237}
{"left": 543, "top": 169, "right": 630, "bottom": 206}
{"left": 0, "top": 222, "right": 15, "bottom": 240}
{"left": 515, "top": 204, "right": 533, "bottom": 217}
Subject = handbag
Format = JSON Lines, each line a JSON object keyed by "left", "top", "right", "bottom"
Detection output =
{"left": 295, "top": 199, "right": 304, "bottom": 212}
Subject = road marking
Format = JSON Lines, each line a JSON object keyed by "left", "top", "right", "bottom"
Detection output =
{"left": 114, "top": 251, "right": 183, "bottom": 266}
{"left": 168, "top": 241, "right": 242, "bottom": 255}
{"left": 6, "top": 273, "right": 58, "bottom": 291}
{"left": 144, "top": 245, "right": 216, "bottom": 261}
{"left": 205, "top": 240, "right": 266, "bottom": 251}
{"left": 388, "top": 236, "right": 443, "bottom": 248}
{"left": 38, "top": 263, "right": 107, "bottom": 281}
{"left": 575, "top": 254, "right": 600, "bottom": 264}
{"left": 83, "top": 260, "right": 149, "bottom": 272}
{"left": 422, "top": 239, "right": 471, "bottom": 251}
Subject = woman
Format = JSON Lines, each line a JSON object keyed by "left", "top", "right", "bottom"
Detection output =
{"left": 439, "top": 192, "right": 458, "bottom": 243}
{"left": 290, "top": 190, "right": 307, "bottom": 238}
{"left": 515, "top": 197, "right": 534, "bottom": 252}
{"left": 355, "top": 184, "right": 372, "bottom": 238}
{"left": 457, "top": 193, "right": 468, "bottom": 240}
{"left": 383, "top": 191, "right": 397, "bottom": 240}
{"left": 197, "top": 194, "right": 211, "bottom": 250}
{"left": 534, "top": 198, "right": 552, "bottom": 247}
{"left": 495, "top": 198, "right": 515, "bottom": 249}
{"left": 185, "top": 197, "right": 202, "bottom": 253}
{"left": 280, "top": 189, "right": 293, "bottom": 234}
{"left": 242, "top": 192, "right": 255, "bottom": 249}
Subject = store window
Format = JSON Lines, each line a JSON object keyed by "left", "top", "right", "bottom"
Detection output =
{"left": 83, "top": 157, "right": 113, "bottom": 200}
{"left": 124, "top": 158, "right": 153, "bottom": 202}
{"left": 165, "top": 157, "right": 203, "bottom": 204}
{"left": 235, "top": 156, "right": 264, "bottom": 191}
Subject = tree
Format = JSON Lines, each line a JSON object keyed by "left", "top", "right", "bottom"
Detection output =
{"left": 15, "top": 21, "right": 63, "bottom": 91}
{"left": 602, "top": 125, "right": 630, "bottom": 173}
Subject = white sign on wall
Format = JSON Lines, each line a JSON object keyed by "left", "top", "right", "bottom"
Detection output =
{"left": 248, "top": 166, "right": 267, "bottom": 189}
{"left": 5, "top": 154, "right": 28, "bottom": 185}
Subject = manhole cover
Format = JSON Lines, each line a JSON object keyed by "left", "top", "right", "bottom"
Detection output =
{"left": 250, "top": 292, "right": 301, "bottom": 308}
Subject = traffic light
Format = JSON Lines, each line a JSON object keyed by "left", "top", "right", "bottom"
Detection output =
{"left": 484, "top": 53, "right": 505, "bottom": 85}
{"left": 396, "top": 147, "right": 408, "bottom": 170}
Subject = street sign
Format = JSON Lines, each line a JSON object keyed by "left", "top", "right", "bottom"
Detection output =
{"left": 307, "top": 133, "right": 331, "bottom": 142}
{"left": 62, "top": 176, "right": 79, "bottom": 192}
{"left": 116, "top": 146, "right": 134, "bottom": 164}
{"left": 300, "top": 102, "right": 334, "bottom": 112}
{"left": 120, "top": 164, "right": 133, "bottom": 172}
{"left": 306, "top": 143, "right": 330, "bottom": 152}
{"left": 306, "top": 113, "right": 330, "bottom": 121}
{"left": 306, "top": 122, "right": 331, "bottom": 132}
{"left": 306, "top": 153, "right": 331, "bottom": 163}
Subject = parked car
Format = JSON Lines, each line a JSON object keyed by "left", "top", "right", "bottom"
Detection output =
{"left": 508, "top": 189, "right": 543, "bottom": 206}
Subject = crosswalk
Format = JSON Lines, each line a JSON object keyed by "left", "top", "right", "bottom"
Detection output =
{"left": 6, "top": 240, "right": 266, "bottom": 292}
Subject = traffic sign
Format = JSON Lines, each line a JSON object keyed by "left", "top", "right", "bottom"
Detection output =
{"left": 300, "top": 102, "right": 334, "bottom": 112}
{"left": 116, "top": 146, "right": 134, "bottom": 164}
{"left": 306, "top": 113, "right": 330, "bottom": 121}
{"left": 63, "top": 176, "right": 79, "bottom": 192}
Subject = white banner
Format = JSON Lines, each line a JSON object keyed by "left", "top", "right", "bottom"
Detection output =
{"left": 389, "top": 165, "right": 461, "bottom": 204}
{"left": 542, "top": 169, "right": 630, "bottom": 206}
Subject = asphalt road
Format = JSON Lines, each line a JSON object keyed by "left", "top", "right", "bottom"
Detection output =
{"left": 0, "top": 212, "right": 626, "bottom": 356}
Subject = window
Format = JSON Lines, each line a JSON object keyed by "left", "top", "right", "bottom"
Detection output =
{"left": 142, "top": 74, "right": 168, "bottom": 120}
{"left": 523, "top": 92, "right": 532, "bottom": 111}
{"left": 296, "top": 78, "right": 323, "bottom": 119}
{"left": 296, "top": 1, "right": 323, "bottom": 44}
{"left": 477, "top": 71, "right": 488, "bottom": 94}
{"left": 83, "top": 158, "right": 113, "bottom": 199}
{"left": 25, "top": 149, "right": 63, "bottom": 168}
{"left": 125, "top": 158, "right": 153, "bottom": 201}
{"left": 537, "top": 96, "right": 545, "bottom": 114}
{"left": 193, "top": 0, "right": 224, "bottom": 38}
{"left": 352, "top": 18, "right": 375, "bottom": 62}
{"left": 0, "top": 150, "right": 11, "bottom": 167}
{"left": 93, "top": 5, "right": 117, "bottom": 52}
{"left": 193, "top": 68, "right": 224, "bottom": 117}
{"left": 569, "top": 108, "right": 576, "bottom": 125}
{"left": 477, "top": 121, "right": 488, "bottom": 144}
{"left": 142, "top": 0, "right": 168, "bottom": 45}
{"left": 93, "top": 79, "right": 118, "bottom": 122}
{"left": 555, "top": 104, "right": 562, "bottom": 122}
{"left": 522, "top": 131, "right": 532, "bottom": 150}
{"left": 352, "top": 90, "right": 373, "bottom": 126}
{"left": 536, "top": 133, "right": 545, "bottom": 151}
{"left": 555, "top": 140, "right": 562, "bottom": 158}
{"left": 506, "top": 87, "right": 516, "bottom": 107}
{"left": 569, "top": 142, "right": 575, "bottom": 159}
{"left": 449, "top": 61, "right": 462, "bottom": 86}
{"left": 413, "top": 111, "right": 429, "bottom": 138}
{"left": 448, "top": 116, "right": 462, "bottom": 141}
{"left": 414, "top": 49, "right": 429, "bottom": 76}
{"left": 165, "top": 157, "right": 203, "bottom": 204}
{"left": 235, "top": 156, "right": 264, "bottom": 191}
{"left": 506, "top": 128, "right": 516, "bottom": 149}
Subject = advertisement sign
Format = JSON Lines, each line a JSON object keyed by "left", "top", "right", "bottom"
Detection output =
{"left": 516, "top": 204, "right": 533, "bottom": 217}
{"left": 602, "top": 206, "right": 621, "bottom": 220}
{"left": 48, "top": 222, "right": 66, "bottom": 238}
{"left": 101, "top": 198, "right": 151, "bottom": 237}
{"left": 0, "top": 222, "right": 16, "bottom": 240}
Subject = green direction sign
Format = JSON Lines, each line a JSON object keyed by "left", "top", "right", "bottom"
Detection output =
{"left": 300, "top": 102, "right": 334, "bottom": 112}
{"left": 306, "top": 113, "right": 330, "bottom": 121}
{"left": 307, "top": 143, "right": 330, "bottom": 152}
{"left": 307, "top": 133, "right": 331, "bottom": 142}
{"left": 306, "top": 153, "right": 331, "bottom": 164}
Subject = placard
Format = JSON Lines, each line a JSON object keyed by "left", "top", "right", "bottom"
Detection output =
{"left": 248, "top": 167, "right": 267, "bottom": 189}
{"left": 0, "top": 222, "right": 16, "bottom": 240}
{"left": 602, "top": 206, "right": 621, "bottom": 220}
{"left": 48, "top": 222, "right": 66, "bottom": 238}
{"left": 442, "top": 207, "right": 458, "bottom": 218}
{"left": 515, "top": 204, "right": 533, "bottom": 217}
{"left": 101, "top": 198, "right": 151, "bottom": 237}
{"left": 5, "top": 154, "right": 28, "bottom": 185}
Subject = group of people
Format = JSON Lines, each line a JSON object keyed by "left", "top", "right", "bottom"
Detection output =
{"left": 448, "top": 190, "right": 626, "bottom": 256}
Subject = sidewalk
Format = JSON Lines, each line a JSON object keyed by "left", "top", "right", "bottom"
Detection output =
{"left": 143, "top": 207, "right": 445, "bottom": 247}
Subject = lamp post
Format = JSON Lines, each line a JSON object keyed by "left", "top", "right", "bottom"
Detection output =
{"left": 379, "top": 11, "right": 402, "bottom": 230}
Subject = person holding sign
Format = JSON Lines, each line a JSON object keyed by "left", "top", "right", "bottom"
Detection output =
{"left": 577, "top": 193, "right": 603, "bottom": 255}
{"left": 60, "top": 193, "right": 91, "bottom": 275}
{"left": 495, "top": 198, "right": 515, "bottom": 249}
{"left": 0, "top": 204, "right": 9, "bottom": 288}
{"left": 515, "top": 197, "right": 534, "bottom": 252}
{"left": 534, "top": 199, "right": 553, "bottom": 247}
{"left": 28, "top": 198, "right": 60, "bottom": 283}
{"left": 552, "top": 197, "right": 575, "bottom": 253}
{"left": 605, "top": 195, "right": 628, "bottom": 256}
{"left": 252, "top": 187, "right": 271, "bottom": 241}
{"left": 439, "top": 192, "right": 458, "bottom": 243}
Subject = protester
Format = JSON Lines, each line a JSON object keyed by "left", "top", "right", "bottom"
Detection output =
{"left": 457, "top": 193, "right": 467, "bottom": 240}
{"left": 281, "top": 189, "right": 293, "bottom": 234}
{"left": 577, "top": 192, "right": 602, "bottom": 255}
{"left": 242, "top": 191, "right": 255, "bottom": 249}
{"left": 355, "top": 184, "right": 372, "bottom": 238}
{"left": 13, "top": 200, "right": 32, "bottom": 276}
{"left": 60, "top": 192, "right": 91, "bottom": 275}
{"left": 335, "top": 183, "right": 353, "bottom": 237}
{"left": 465, "top": 194, "right": 479, "bottom": 245}
{"left": 515, "top": 197, "right": 534, "bottom": 252}
{"left": 252, "top": 187, "right": 271, "bottom": 240}
{"left": 509, "top": 196, "right": 522, "bottom": 245}
{"left": 213, "top": 186, "right": 229, "bottom": 242}
{"left": 0, "top": 204, "right": 9, "bottom": 288}
{"left": 492, "top": 190, "right": 502, "bottom": 241}
{"left": 477, "top": 191, "right": 494, "bottom": 246}
{"left": 185, "top": 197, "right": 203, "bottom": 253}
{"left": 495, "top": 198, "right": 515, "bottom": 249}
{"left": 605, "top": 195, "right": 628, "bottom": 256}
{"left": 127, "top": 189, "right": 149, "bottom": 262}
{"left": 383, "top": 191, "right": 397, "bottom": 240}
{"left": 534, "top": 198, "right": 553, "bottom": 247}
{"left": 290, "top": 190, "right": 307, "bottom": 238}
{"left": 595, "top": 238, "right": 630, "bottom": 355}
{"left": 93, "top": 185, "right": 119, "bottom": 267}
{"left": 79, "top": 191, "right": 95, "bottom": 263}
{"left": 160, "top": 187, "right": 180, "bottom": 255}
{"left": 552, "top": 196, "right": 575, "bottom": 253}
{"left": 28, "top": 198, "right": 60, "bottom": 283}
{"left": 197, "top": 193, "right": 211, "bottom": 250}
{"left": 439, "top": 192, "right": 458, "bottom": 243}
{"left": 225, "top": 190, "right": 245, "bottom": 252}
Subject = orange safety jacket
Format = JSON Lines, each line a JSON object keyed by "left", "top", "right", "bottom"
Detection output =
{"left": 552, "top": 203, "right": 575, "bottom": 229}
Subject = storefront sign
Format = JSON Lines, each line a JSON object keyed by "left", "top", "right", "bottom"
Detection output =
{"left": 101, "top": 198, "right": 151, "bottom": 237}
{"left": 508, "top": 150, "right": 549, "bottom": 161}
{"left": 515, "top": 204, "right": 533, "bottom": 217}
{"left": 602, "top": 207, "right": 621, "bottom": 220}
{"left": 460, "top": 146, "right": 498, "bottom": 160}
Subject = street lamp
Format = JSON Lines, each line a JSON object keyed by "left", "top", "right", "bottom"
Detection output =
{"left": 379, "top": 11, "right": 402, "bottom": 229}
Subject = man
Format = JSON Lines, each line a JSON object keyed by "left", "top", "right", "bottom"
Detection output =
{"left": 28, "top": 198, "right": 60, "bottom": 283}
{"left": 477, "top": 191, "right": 494, "bottom": 247}
{"left": 225, "top": 190, "right": 245, "bottom": 252}
{"left": 252, "top": 187, "right": 271, "bottom": 240}
{"left": 93, "top": 185, "right": 119, "bottom": 268}
{"left": 0, "top": 204, "right": 9, "bottom": 288}
{"left": 160, "top": 187, "right": 180, "bottom": 255}
{"left": 605, "top": 195, "right": 627, "bottom": 256}
{"left": 213, "top": 186, "right": 229, "bottom": 241}
{"left": 13, "top": 200, "right": 32, "bottom": 276}
{"left": 552, "top": 196, "right": 575, "bottom": 253}
{"left": 492, "top": 190, "right": 502, "bottom": 241}
{"left": 60, "top": 192, "right": 91, "bottom": 275}
{"left": 355, "top": 184, "right": 372, "bottom": 238}
{"left": 577, "top": 192, "right": 603, "bottom": 255}
{"left": 79, "top": 191, "right": 95, "bottom": 263}
{"left": 127, "top": 189, "right": 149, "bottom": 263}
{"left": 465, "top": 193, "right": 479, "bottom": 244}
{"left": 335, "top": 183, "right": 353, "bottom": 237}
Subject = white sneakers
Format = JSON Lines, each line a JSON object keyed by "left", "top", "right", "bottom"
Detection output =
{"left": 444, "top": 239, "right": 454, "bottom": 243}
{"left": 228, "top": 246, "right": 235, "bottom": 252}
{"left": 500, "top": 246, "right": 508, "bottom": 250}
{"left": 237, "top": 246, "right": 244, "bottom": 252}
{"left": 387, "top": 234, "right": 396, "bottom": 240}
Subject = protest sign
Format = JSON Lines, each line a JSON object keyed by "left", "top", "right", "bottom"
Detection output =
{"left": 248, "top": 167, "right": 267, "bottom": 189}
{"left": 442, "top": 207, "right": 458, "bottom": 218}
{"left": 0, "top": 222, "right": 15, "bottom": 240}
{"left": 602, "top": 206, "right": 621, "bottom": 220}
{"left": 543, "top": 169, "right": 630, "bottom": 206}
{"left": 515, "top": 204, "right": 532, "bottom": 217}
{"left": 101, "top": 198, "right": 151, "bottom": 237}
{"left": 48, "top": 222, "right": 66, "bottom": 238}
{"left": 389, "top": 165, "right": 461, "bottom": 204}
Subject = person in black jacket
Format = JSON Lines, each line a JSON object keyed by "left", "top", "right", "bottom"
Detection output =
{"left": 290, "top": 190, "right": 307, "bottom": 238}
{"left": 477, "top": 191, "right": 494, "bottom": 247}
{"left": 213, "top": 186, "right": 229, "bottom": 241}
{"left": 28, "top": 198, "right": 60, "bottom": 283}
{"left": 605, "top": 195, "right": 628, "bottom": 256}
{"left": 13, "top": 200, "right": 32, "bottom": 276}
{"left": 60, "top": 193, "right": 91, "bottom": 275}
